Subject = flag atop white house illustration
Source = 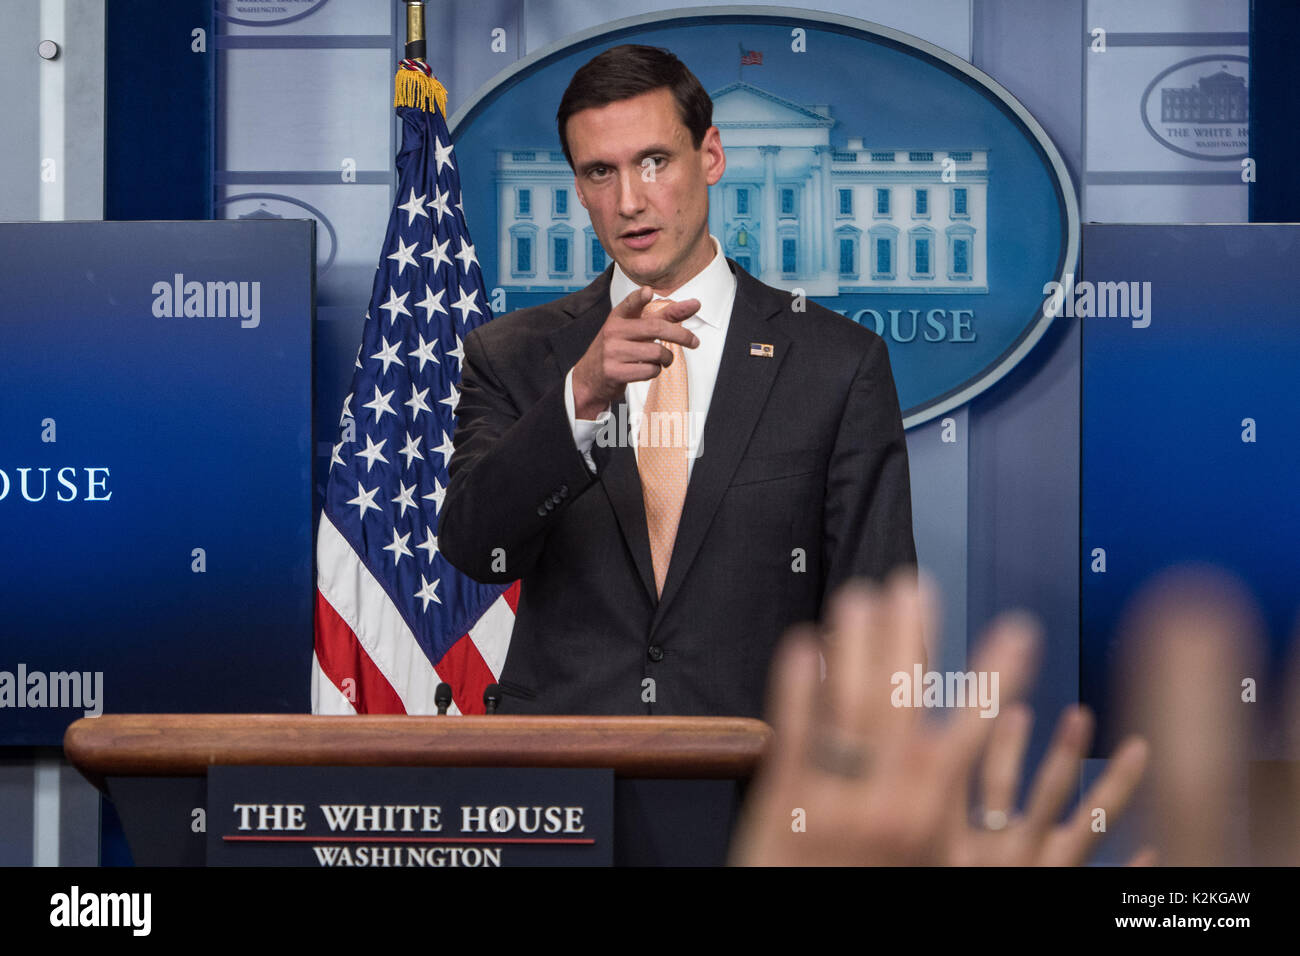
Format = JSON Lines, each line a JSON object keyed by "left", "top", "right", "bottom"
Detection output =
{"left": 312, "top": 60, "right": 517, "bottom": 715}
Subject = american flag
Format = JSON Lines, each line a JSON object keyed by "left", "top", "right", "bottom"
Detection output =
{"left": 312, "top": 63, "right": 517, "bottom": 716}
{"left": 739, "top": 46, "right": 763, "bottom": 66}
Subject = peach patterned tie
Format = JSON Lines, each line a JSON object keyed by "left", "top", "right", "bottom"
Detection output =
{"left": 638, "top": 299, "right": 690, "bottom": 597}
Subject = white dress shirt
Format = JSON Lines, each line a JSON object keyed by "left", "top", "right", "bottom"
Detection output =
{"left": 564, "top": 234, "right": 737, "bottom": 476}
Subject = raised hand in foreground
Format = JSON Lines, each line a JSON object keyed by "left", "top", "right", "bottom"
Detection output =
{"left": 730, "top": 571, "right": 1150, "bottom": 866}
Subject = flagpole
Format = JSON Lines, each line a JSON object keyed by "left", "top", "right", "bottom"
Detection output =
{"left": 405, "top": 0, "right": 426, "bottom": 64}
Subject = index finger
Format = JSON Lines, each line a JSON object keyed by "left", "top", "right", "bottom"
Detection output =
{"left": 644, "top": 297, "right": 702, "bottom": 324}
{"left": 611, "top": 285, "right": 656, "bottom": 319}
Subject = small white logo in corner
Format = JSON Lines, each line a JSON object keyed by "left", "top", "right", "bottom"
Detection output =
{"left": 49, "top": 885, "right": 151, "bottom": 936}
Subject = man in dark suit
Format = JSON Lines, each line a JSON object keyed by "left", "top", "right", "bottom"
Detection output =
{"left": 438, "top": 45, "right": 915, "bottom": 717}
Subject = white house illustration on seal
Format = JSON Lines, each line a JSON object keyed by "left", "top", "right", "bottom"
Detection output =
{"left": 494, "top": 81, "right": 988, "bottom": 297}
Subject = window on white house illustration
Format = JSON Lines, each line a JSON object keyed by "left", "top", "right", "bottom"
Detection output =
{"left": 839, "top": 238, "right": 855, "bottom": 275}
{"left": 780, "top": 188, "right": 795, "bottom": 216}
{"left": 590, "top": 236, "right": 605, "bottom": 273}
{"left": 952, "top": 187, "right": 968, "bottom": 217}
{"left": 516, "top": 235, "right": 532, "bottom": 274}
{"left": 554, "top": 189, "right": 568, "bottom": 216}
{"left": 914, "top": 236, "right": 931, "bottom": 276}
{"left": 838, "top": 189, "right": 852, "bottom": 215}
{"left": 914, "top": 189, "right": 928, "bottom": 216}
{"left": 875, "top": 237, "right": 893, "bottom": 277}
{"left": 952, "top": 238, "right": 969, "bottom": 276}
{"left": 736, "top": 188, "right": 749, "bottom": 216}
{"left": 517, "top": 188, "right": 531, "bottom": 217}
{"left": 876, "top": 188, "right": 890, "bottom": 216}
{"left": 782, "top": 238, "right": 797, "bottom": 274}
{"left": 554, "top": 237, "right": 570, "bottom": 274}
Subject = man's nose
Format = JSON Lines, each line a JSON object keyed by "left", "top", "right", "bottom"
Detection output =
{"left": 617, "top": 169, "right": 646, "bottom": 217}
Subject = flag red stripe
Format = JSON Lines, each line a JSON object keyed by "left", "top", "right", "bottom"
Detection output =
{"left": 314, "top": 589, "right": 407, "bottom": 714}
{"left": 435, "top": 631, "right": 496, "bottom": 715}
{"left": 503, "top": 580, "right": 520, "bottom": 613}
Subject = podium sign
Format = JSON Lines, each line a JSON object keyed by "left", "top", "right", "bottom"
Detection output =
{"left": 207, "top": 766, "right": 614, "bottom": 867}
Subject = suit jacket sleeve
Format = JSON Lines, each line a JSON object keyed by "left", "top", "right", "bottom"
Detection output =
{"left": 437, "top": 325, "right": 598, "bottom": 583}
{"left": 821, "top": 332, "right": 917, "bottom": 598}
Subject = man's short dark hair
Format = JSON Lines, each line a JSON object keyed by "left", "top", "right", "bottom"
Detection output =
{"left": 556, "top": 44, "right": 713, "bottom": 169}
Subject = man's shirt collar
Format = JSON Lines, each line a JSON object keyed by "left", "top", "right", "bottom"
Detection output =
{"left": 609, "top": 234, "right": 733, "bottom": 329}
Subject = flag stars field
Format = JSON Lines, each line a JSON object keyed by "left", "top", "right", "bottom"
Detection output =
{"left": 371, "top": 336, "right": 404, "bottom": 374}
{"left": 432, "top": 430, "right": 456, "bottom": 466}
{"left": 379, "top": 286, "right": 411, "bottom": 324}
{"left": 454, "top": 239, "right": 478, "bottom": 272}
{"left": 399, "top": 432, "right": 424, "bottom": 468}
{"left": 423, "top": 477, "right": 446, "bottom": 515}
{"left": 433, "top": 137, "right": 454, "bottom": 174}
{"left": 417, "top": 529, "right": 439, "bottom": 563}
{"left": 444, "top": 335, "right": 465, "bottom": 368}
{"left": 398, "top": 188, "right": 428, "bottom": 224}
{"left": 404, "top": 384, "right": 433, "bottom": 419}
{"left": 429, "top": 186, "right": 452, "bottom": 223}
{"left": 422, "top": 237, "right": 452, "bottom": 272}
{"left": 408, "top": 335, "right": 439, "bottom": 373}
{"left": 416, "top": 284, "right": 447, "bottom": 320}
{"left": 415, "top": 575, "right": 441, "bottom": 610}
{"left": 363, "top": 385, "right": 397, "bottom": 423}
{"left": 451, "top": 286, "right": 481, "bottom": 323}
{"left": 386, "top": 236, "right": 419, "bottom": 275}
{"left": 346, "top": 481, "right": 381, "bottom": 521}
{"left": 355, "top": 435, "right": 389, "bottom": 471}
{"left": 392, "top": 481, "right": 418, "bottom": 517}
{"left": 383, "top": 527, "right": 413, "bottom": 565}
{"left": 439, "top": 382, "right": 460, "bottom": 416}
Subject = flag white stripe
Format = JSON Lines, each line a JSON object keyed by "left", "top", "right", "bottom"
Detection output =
{"left": 467, "top": 592, "right": 515, "bottom": 680}
{"left": 316, "top": 513, "right": 451, "bottom": 714}
{"left": 310, "top": 651, "right": 359, "bottom": 715}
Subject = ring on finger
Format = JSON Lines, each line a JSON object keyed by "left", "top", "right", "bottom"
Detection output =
{"left": 810, "top": 731, "right": 872, "bottom": 779}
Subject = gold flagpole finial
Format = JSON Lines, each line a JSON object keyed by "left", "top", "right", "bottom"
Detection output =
{"left": 405, "top": 1, "right": 426, "bottom": 62}
{"left": 394, "top": 2, "right": 446, "bottom": 117}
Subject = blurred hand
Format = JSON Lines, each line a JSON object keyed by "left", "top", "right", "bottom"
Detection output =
{"left": 730, "top": 571, "right": 1149, "bottom": 866}
{"left": 1117, "top": 567, "right": 1300, "bottom": 866}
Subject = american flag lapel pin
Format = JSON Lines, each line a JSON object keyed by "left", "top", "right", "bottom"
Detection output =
{"left": 749, "top": 342, "right": 774, "bottom": 358}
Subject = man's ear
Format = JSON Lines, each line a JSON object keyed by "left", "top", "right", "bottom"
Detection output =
{"left": 703, "top": 126, "right": 726, "bottom": 186}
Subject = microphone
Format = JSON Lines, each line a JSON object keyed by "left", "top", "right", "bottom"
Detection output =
{"left": 434, "top": 682, "right": 452, "bottom": 715}
{"left": 482, "top": 683, "right": 501, "bottom": 714}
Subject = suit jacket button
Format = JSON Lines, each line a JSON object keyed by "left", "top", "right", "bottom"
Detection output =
{"left": 536, "top": 504, "right": 547, "bottom": 516}
{"left": 558, "top": 484, "right": 568, "bottom": 496}
{"left": 647, "top": 645, "right": 664, "bottom": 663}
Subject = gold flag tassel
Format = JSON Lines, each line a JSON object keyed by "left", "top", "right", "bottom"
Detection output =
{"left": 394, "top": 67, "right": 448, "bottom": 117}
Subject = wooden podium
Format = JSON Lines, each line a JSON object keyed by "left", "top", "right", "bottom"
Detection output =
{"left": 65, "top": 715, "right": 771, "bottom": 866}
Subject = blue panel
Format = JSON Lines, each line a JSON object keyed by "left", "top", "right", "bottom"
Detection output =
{"left": 1081, "top": 224, "right": 1300, "bottom": 753}
{"left": 105, "top": 0, "right": 214, "bottom": 220}
{"left": 1249, "top": 2, "right": 1300, "bottom": 221}
{"left": 0, "top": 221, "right": 315, "bottom": 745}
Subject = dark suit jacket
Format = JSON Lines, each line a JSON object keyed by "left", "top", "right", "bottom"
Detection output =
{"left": 438, "top": 258, "right": 915, "bottom": 717}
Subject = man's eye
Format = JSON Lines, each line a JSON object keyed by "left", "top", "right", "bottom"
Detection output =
{"left": 589, "top": 166, "right": 609, "bottom": 179}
